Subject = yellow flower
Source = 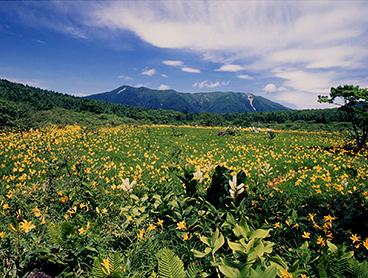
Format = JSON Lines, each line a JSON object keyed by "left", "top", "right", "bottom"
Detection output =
{"left": 279, "top": 269, "right": 293, "bottom": 278}
{"left": 307, "top": 213, "right": 316, "bottom": 222}
{"left": 147, "top": 224, "right": 156, "bottom": 232}
{"left": 19, "top": 220, "right": 36, "bottom": 233}
{"left": 127, "top": 216, "right": 133, "bottom": 222}
{"left": 302, "top": 232, "right": 310, "bottom": 239}
{"left": 137, "top": 229, "right": 145, "bottom": 241}
{"left": 157, "top": 218, "right": 163, "bottom": 227}
{"left": 101, "top": 258, "right": 111, "bottom": 275}
{"left": 176, "top": 220, "right": 186, "bottom": 231}
{"left": 275, "top": 222, "right": 281, "bottom": 229}
{"left": 0, "top": 231, "right": 4, "bottom": 238}
{"left": 183, "top": 233, "right": 192, "bottom": 241}
{"left": 324, "top": 215, "right": 336, "bottom": 222}
{"left": 350, "top": 234, "right": 360, "bottom": 244}
{"left": 317, "top": 236, "right": 325, "bottom": 246}
{"left": 363, "top": 238, "right": 368, "bottom": 250}
{"left": 78, "top": 227, "right": 85, "bottom": 235}
{"left": 9, "top": 223, "right": 18, "bottom": 232}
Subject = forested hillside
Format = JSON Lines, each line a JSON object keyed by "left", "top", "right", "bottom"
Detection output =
{"left": 0, "top": 79, "right": 351, "bottom": 131}
{"left": 86, "top": 85, "right": 291, "bottom": 113}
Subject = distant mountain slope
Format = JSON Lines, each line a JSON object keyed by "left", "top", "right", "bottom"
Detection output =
{"left": 86, "top": 86, "right": 291, "bottom": 113}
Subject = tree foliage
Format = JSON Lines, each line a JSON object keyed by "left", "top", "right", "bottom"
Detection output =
{"left": 0, "top": 78, "right": 360, "bottom": 132}
{"left": 319, "top": 85, "right": 368, "bottom": 150}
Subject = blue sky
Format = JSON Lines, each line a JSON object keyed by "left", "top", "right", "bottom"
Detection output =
{"left": 1, "top": 1, "right": 368, "bottom": 109}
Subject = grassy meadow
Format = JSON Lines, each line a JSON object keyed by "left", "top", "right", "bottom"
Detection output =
{"left": 0, "top": 125, "right": 367, "bottom": 277}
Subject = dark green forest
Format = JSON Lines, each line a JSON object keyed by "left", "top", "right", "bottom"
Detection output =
{"left": 0, "top": 79, "right": 351, "bottom": 131}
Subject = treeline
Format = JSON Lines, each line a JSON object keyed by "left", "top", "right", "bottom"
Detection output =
{"left": 0, "top": 79, "right": 350, "bottom": 131}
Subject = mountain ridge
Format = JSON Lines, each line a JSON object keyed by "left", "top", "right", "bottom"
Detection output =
{"left": 86, "top": 85, "right": 291, "bottom": 113}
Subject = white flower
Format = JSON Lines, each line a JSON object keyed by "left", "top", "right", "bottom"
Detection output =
{"left": 121, "top": 178, "right": 136, "bottom": 193}
{"left": 229, "top": 175, "right": 244, "bottom": 199}
{"left": 193, "top": 166, "right": 203, "bottom": 183}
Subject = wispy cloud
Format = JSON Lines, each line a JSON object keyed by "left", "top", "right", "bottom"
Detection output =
{"left": 118, "top": 74, "right": 133, "bottom": 81}
{"left": 237, "top": 74, "right": 254, "bottom": 80}
{"left": 216, "top": 65, "right": 245, "bottom": 72}
{"left": 182, "top": 67, "right": 200, "bottom": 73}
{"left": 159, "top": 84, "right": 170, "bottom": 90}
{"left": 193, "top": 80, "right": 228, "bottom": 89}
{"left": 142, "top": 69, "right": 156, "bottom": 76}
{"left": 163, "top": 60, "right": 183, "bottom": 67}
{"left": 3, "top": 1, "right": 368, "bottom": 109}
{"left": 88, "top": 1, "right": 368, "bottom": 108}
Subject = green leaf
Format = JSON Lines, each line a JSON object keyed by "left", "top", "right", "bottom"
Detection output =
{"left": 327, "top": 240, "right": 338, "bottom": 253}
{"left": 287, "top": 260, "right": 300, "bottom": 273}
{"left": 234, "top": 223, "right": 249, "bottom": 240}
{"left": 219, "top": 259, "right": 242, "bottom": 278}
{"left": 210, "top": 228, "right": 220, "bottom": 247}
{"left": 249, "top": 229, "right": 270, "bottom": 240}
{"left": 191, "top": 249, "right": 207, "bottom": 258}
{"left": 158, "top": 248, "right": 186, "bottom": 278}
{"left": 199, "top": 235, "right": 210, "bottom": 246}
{"left": 227, "top": 239, "right": 245, "bottom": 254}
{"left": 212, "top": 233, "right": 225, "bottom": 254}
{"left": 269, "top": 255, "right": 288, "bottom": 269}
{"left": 260, "top": 265, "right": 278, "bottom": 278}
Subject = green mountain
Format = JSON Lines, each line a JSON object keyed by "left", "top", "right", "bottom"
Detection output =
{"left": 85, "top": 86, "right": 291, "bottom": 113}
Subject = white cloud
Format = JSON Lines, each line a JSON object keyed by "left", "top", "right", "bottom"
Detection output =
{"left": 273, "top": 68, "right": 333, "bottom": 94}
{"left": 193, "top": 80, "right": 222, "bottom": 89}
{"left": 64, "top": 26, "right": 88, "bottom": 39}
{"left": 159, "top": 84, "right": 170, "bottom": 90}
{"left": 263, "top": 83, "right": 277, "bottom": 93}
{"left": 216, "top": 65, "right": 245, "bottom": 72}
{"left": 118, "top": 74, "right": 133, "bottom": 81}
{"left": 141, "top": 68, "right": 156, "bottom": 76}
{"left": 237, "top": 74, "right": 254, "bottom": 80}
{"left": 135, "top": 82, "right": 149, "bottom": 88}
{"left": 182, "top": 67, "right": 200, "bottom": 73}
{"left": 5, "top": 77, "right": 45, "bottom": 89}
{"left": 274, "top": 91, "right": 332, "bottom": 110}
{"left": 7, "top": 1, "right": 368, "bottom": 109}
{"left": 163, "top": 60, "right": 183, "bottom": 66}
{"left": 161, "top": 74, "right": 168, "bottom": 78}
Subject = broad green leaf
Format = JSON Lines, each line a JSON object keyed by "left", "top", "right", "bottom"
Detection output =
{"left": 191, "top": 249, "right": 207, "bottom": 258}
{"left": 253, "top": 240, "right": 265, "bottom": 258}
{"left": 200, "top": 235, "right": 210, "bottom": 246}
{"left": 263, "top": 241, "right": 274, "bottom": 254}
{"left": 249, "top": 229, "right": 270, "bottom": 240}
{"left": 140, "top": 194, "right": 148, "bottom": 203}
{"left": 210, "top": 228, "right": 220, "bottom": 247}
{"left": 205, "top": 247, "right": 212, "bottom": 255}
{"left": 218, "top": 264, "right": 240, "bottom": 278}
{"left": 261, "top": 265, "right": 278, "bottom": 278}
{"left": 327, "top": 240, "right": 338, "bottom": 253}
{"left": 130, "top": 194, "right": 139, "bottom": 201}
{"left": 269, "top": 255, "right": 288, "bottom": 269}
{"left": 213, "top": 233, "right": 225, "bottom": 254}
{"left": 234, "top": 222, "right": 250, "bottom": 239}
{"left": 227, "top": 239, "right": 245, "bottom": 254}
{"left": 288, "top": 260, "right": 300, "bottom": 273}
